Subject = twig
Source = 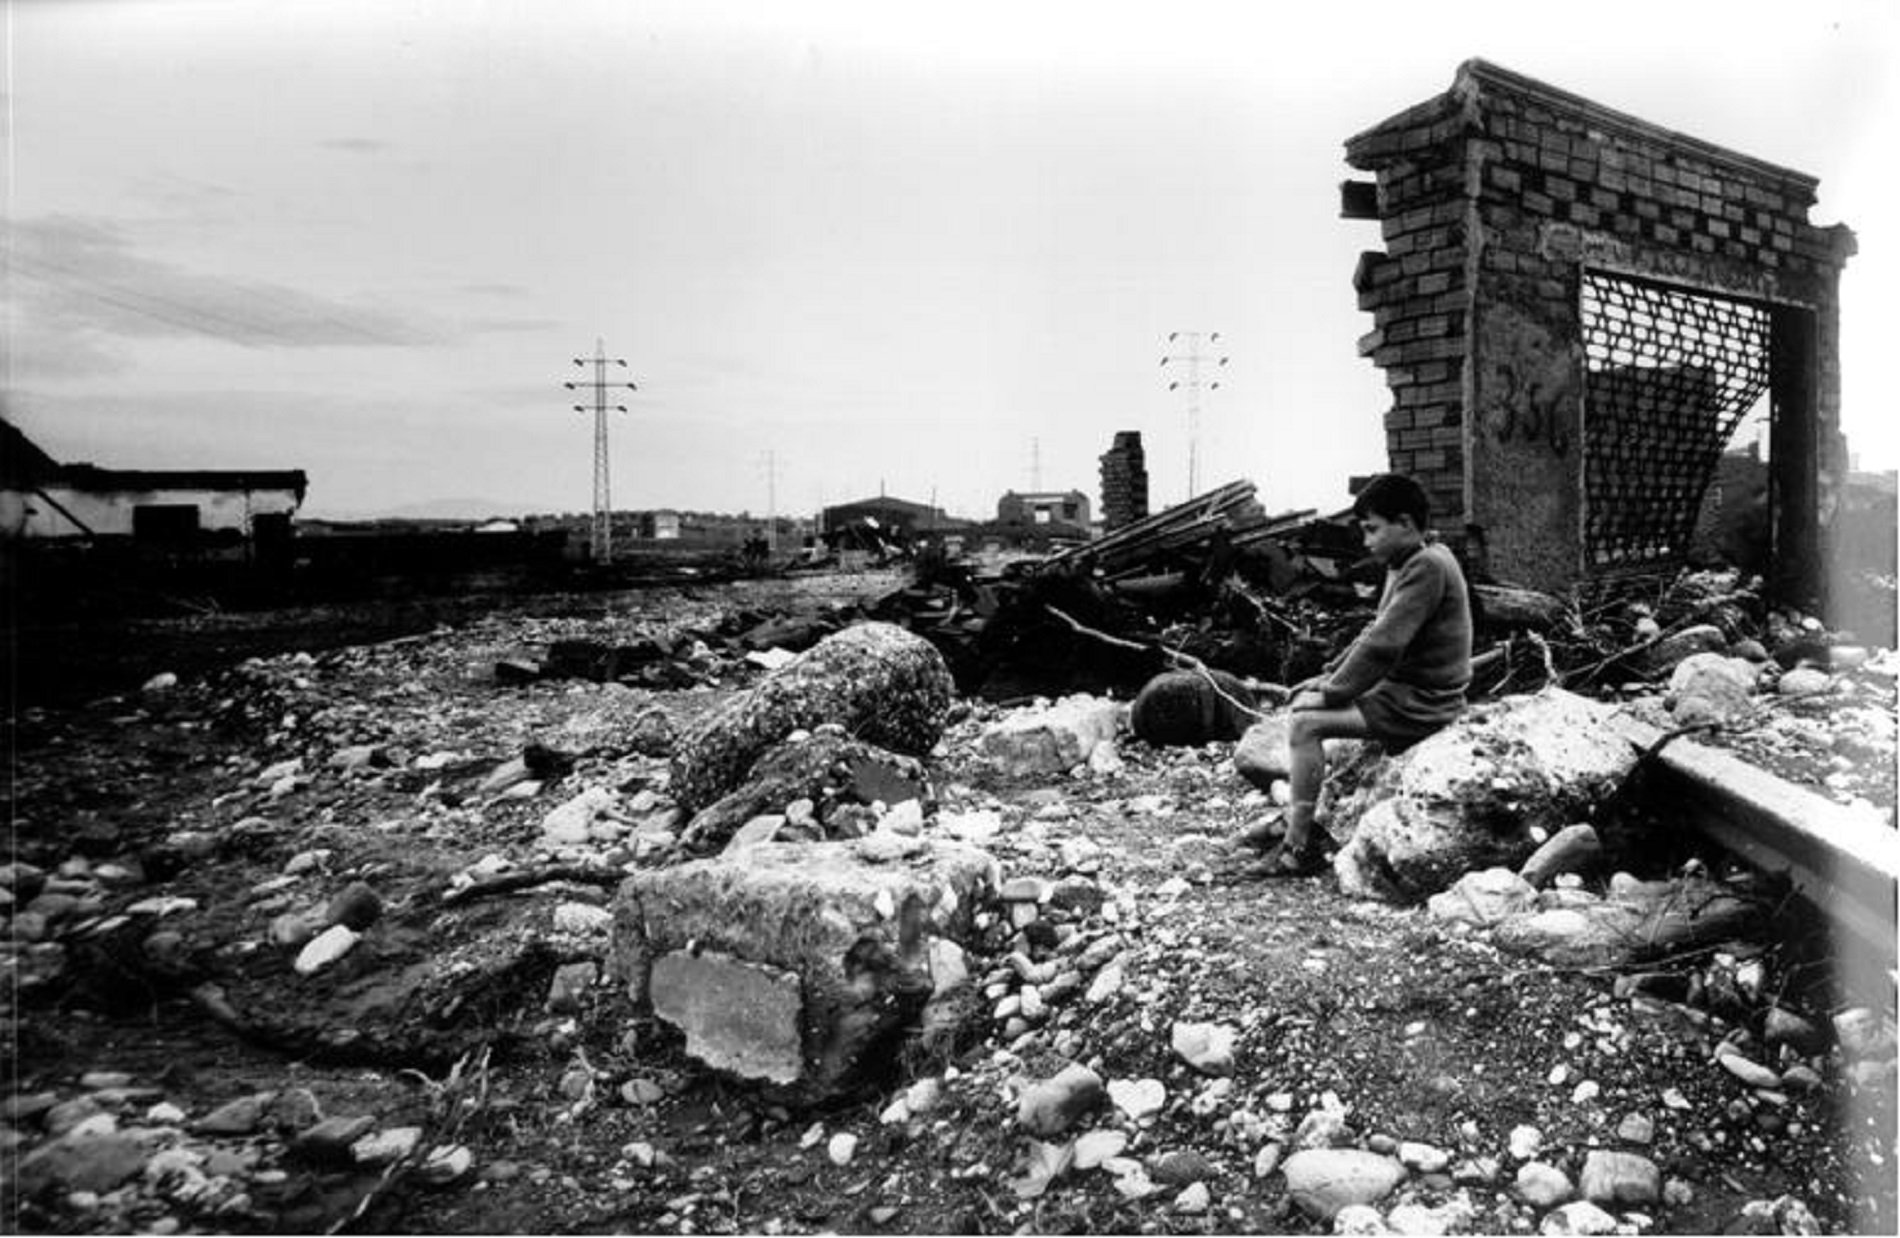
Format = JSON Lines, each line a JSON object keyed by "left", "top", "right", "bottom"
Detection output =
{"left": 441, "top": 864, "right": 625, "bottom": 907}
{"left": 1042, "top": 603, "right": 1285, "bottom": 718}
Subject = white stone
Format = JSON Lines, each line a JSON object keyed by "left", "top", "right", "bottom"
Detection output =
{"left": 540, "top": 787, "right": 620, "bottom": 844}
{"left": 1175, "top": 1181, "right": 1210, "bottom": 1214}
{"left": 1074, "top": 1129, "right": 1128, "bottom": 1170}
{"left": 827, "top": 1132, "right": 857, "bottom": 1166}
{"left": 552, "top": 902, "right": 613, "bottom": 935}
{"left": 1539, "top": 1200, "right": 1620, "bottom": 1235}
{"left": 352, "top": 1126, "right": 423, "bottom": 1166}
{"left": 1398, "top": 1141, "right": 1450, "bottom": 1173}
{"left": 1171, "top": 1020, "right": 1238, "bottom": 1076}
{"left": 293, "top": 925, "right": 360, "bottom": 975}
{"left": 1107, "top": 1077, "right": 1167, "bottom": 1122}
{"left": 1281, "top": 1148, "right": 1407, "bottom": 1222}
{"left": 1332, "top": 1204, "right": 1392, "bottom": 1235}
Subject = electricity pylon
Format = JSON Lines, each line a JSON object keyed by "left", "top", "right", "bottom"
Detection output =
{"left": 563, "top": 338, "right": 636, "bottom": 563}
{"left": 1159, "top": 331, "right": 1228, "bottom": 498}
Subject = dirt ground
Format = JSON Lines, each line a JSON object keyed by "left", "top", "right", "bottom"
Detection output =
{"left": 5, "top": 572, "right": 1896, "bottom": 1235}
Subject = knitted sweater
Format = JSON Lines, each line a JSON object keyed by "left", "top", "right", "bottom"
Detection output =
{"left": 1319, "top": 540, "right": 1472, "bottom": 715}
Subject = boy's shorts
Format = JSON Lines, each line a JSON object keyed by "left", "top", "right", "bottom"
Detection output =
{"left": 1355, "top": 682, "right": 1465, "bottom": 753}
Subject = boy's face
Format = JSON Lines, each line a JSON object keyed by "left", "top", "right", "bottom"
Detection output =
{"left": 1359, "top": 511, "right": 1421, "bottom": 564}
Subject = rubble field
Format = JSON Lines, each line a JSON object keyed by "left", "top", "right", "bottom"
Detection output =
{"left": 4, "top": 569, "right": 1896, "bottom": 1236}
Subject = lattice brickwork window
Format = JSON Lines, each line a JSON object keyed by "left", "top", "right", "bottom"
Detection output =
{"left": 1580, "top": 272, "right": 1772, "bottom": 570}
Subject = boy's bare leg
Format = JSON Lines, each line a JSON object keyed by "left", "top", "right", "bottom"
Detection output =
{"left": 1284, "top": 705, "right": 1373, "bottom": 851}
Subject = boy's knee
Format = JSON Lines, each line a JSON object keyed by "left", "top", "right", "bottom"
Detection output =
{"left": 1287, "top": 712, "right": 1324, "bottom": 746}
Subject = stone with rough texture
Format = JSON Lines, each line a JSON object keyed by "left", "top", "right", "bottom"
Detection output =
{"left": 14, "top": 1132, "right": 151, "bottom": 1195}
{"left": 1775, "top": 667, "right": 1832, "bottom": 698}
{"left": 1426, "top": 868, "right": 1537, "bottom": 927}
{"left": 1129, "top": 669, "right": 1257, "bottom": 748}
{"left": 1539, "top": 1201, "right": 1620, "bottom": 1235}
{"left": 1514, "top": 1160, "right": 1573, "bottom": 1207}
{"left": 1017, "top": 1063, "right": 1105, "bottom": 1137}
{"left": 1518, "top": 824, "right": 1603, "bottom": 887}
{"left": 648, "top": 951, "right": 803, "bottom": 1083}
{"left": 1333, "top": 691, "right": 1638, "bottom": 902}
{"left": 609, "top": 834, "right": 992, "bottom": 1099}
{"left": 1233, "top": 714, "right": 1294, "bottom": 787}
{"left": 1280, "top": 1148, "right": 1407, "bottom": 1221}
{"left": 680, "top": 733, "right": 929, "bottom": 855}
{"left": 1170, "top": 1021, "right": 1237, "bottom": 1076}
{"left": 979, "top": 695, "right": 1124, "bottom": 776}
{"left": 1641, "top": 624, "right": 1729, "bottom": 675}
{"left": 1666, "top": 653, "right": 1759, "bottom": 727}
{"left": 670, "top": 623, "right": 953, "bottom": 810}
{"left": 1578, "top": 1149, "right": 1660, "bottom": 1206}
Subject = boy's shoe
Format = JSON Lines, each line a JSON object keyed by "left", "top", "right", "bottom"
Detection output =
{"left": 1224, "top": 832, "right": 1335, "bottom": 881}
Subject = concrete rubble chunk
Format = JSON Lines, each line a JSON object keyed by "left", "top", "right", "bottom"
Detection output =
{"left": 669, "top": 622, "right": 954, "bottom": 810}
{"left": 1333, "top": 690, "right": 1638, "bottom": 902}
{"left": 1539, "top": 1201, "right": 1620, "bottom": 1236}
{"left": 609, "top": 835, "right": 993, "bottom": 1099}
{"left": 979, "top": 694, "right": 1124, "bottom": 776}
{"left": 681, "top": 733, "right": 929, "bottom": 855}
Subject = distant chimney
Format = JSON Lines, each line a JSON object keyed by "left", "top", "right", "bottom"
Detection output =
{"left": 1099, "top": 431, "right": 1149, "bottom": 531}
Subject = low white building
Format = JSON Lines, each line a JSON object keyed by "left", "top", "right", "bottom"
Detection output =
{"left": 1, "top": 418, "right": 308, "bottom": 545}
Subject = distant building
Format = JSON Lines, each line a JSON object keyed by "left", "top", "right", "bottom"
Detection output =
{"left": 1099, "top": 431, "right": 1149, "bottom": 530}
{"left": 997, "top": 490, "right": 1091, "bottom": 529}
{"left": 0, "top": 417, "right": 307, "bottom": 547}
{"left": 821, "top": 495, "right": 952, "bottom": 538}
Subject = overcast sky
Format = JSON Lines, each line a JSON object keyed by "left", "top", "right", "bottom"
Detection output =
{"left": 5, "top": 0, "right": 1896, "bottom": 521}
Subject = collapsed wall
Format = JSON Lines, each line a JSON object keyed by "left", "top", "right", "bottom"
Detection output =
{"left": 1343, "top": 59, "right": 1855, "bottom": 606}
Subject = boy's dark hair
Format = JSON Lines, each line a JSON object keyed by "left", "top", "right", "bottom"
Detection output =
{"left": 1352, "top": 473, "right": 1431, "bottom": 530}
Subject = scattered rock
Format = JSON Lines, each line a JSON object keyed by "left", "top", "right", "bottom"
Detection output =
{"left": 1578, "top": 1149, "right": 1660, "bottom": 1206}
{"left": 979, "top": 695, "right": 1124, "bottom": 777}
{"left": 1333, "top": 691, "right": 1639, "bottom": 902}
{"left": 1518, "top": 823, "right": 1602, "bottom": 887}
{"left": 1106, "top": 1077, "right": 1167, "bottom": 1123}
{"left": 1666, "top": 653, "right": 1759, "bottom": 727}
{"left": 1016, "top": 1064, "right": 1105, "bottom": 1137}
{"left": 1515, "top": 1160, "right": 1573, "bottom": 1207}
{"left": 1170, "top": 1021, "right": 1237, "bottom": 1076}
{"left": 1280, "top": 1148, "right": 1407, "bottom": 1222}
{"left": 1539, "top": 1200, "right": 1620, "bottom": 1235}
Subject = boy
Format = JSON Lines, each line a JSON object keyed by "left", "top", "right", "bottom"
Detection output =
{"left": 1246, "top": 473, "right": 1472, "bottom": 877}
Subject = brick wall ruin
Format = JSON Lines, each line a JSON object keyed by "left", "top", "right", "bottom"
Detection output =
{"left": 1343, "top": 59, "right": 1855, "bottom": 602}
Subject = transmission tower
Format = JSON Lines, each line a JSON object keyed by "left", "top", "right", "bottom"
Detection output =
{"left": 563, "top": 338, "right": 636, "bottom": 563}
{"left": 758, "top": 450, "right": 781, "bottom": 552}
{"left": 1159, "top": 331, "right": 1228, "bottom": 498}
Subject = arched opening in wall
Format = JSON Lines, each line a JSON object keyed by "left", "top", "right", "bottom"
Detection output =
{"left": 1578, "top": 272, "right": 1776, "bottom": 580}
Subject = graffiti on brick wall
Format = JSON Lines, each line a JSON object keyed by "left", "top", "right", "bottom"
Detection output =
{"left": 1486, "top": 363, "right": 1571, "bottom": 456}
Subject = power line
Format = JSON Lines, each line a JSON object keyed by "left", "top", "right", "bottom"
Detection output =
{"left": 1159, "top": 330, "right": 1228, "bottom": 498}
{"left": 562, "top": 338, "right": 636, "bottom": 564}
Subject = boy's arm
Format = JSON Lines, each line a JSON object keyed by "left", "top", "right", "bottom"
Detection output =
{"left": 1318, "top": 557, "right": 1445, "bottom": 706}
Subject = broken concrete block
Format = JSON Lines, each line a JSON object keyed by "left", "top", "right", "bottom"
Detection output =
{"left": 1665, "top": 653, "right": 1759, "bottom": 727}
{"left": 1332, "top": 690, "right": 1638, "bottom": 903}
{"left": 648, "top": 951, "right": 805, "bottom": 1083}
{"left": 670, "top": 623, "right": 954, "bottom": 810}
{"left": 609, "top": 834, "right": 994, "bottom": 1099}
{"left": 680, "top": 733, "right": 929, "bottom": 855}
{"left": 1129, "top": 669, "right": 1258, "bottom": 748}
{"left": 979, "top": 695, "right": 1124, "bottom": 776}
